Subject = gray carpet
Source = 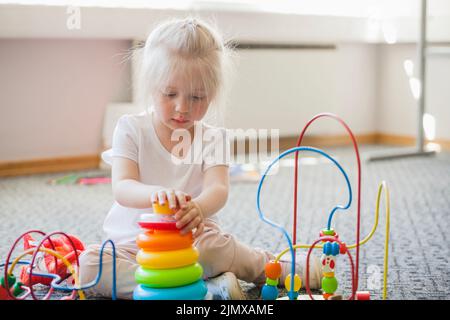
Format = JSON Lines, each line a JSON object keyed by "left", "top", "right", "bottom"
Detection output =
{"left": 1, "top": 145, "right": 449, "bottom": 300}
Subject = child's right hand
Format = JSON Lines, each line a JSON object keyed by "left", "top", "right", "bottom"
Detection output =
{"left": 150, "top": 189, "right": 191, "bottom": 210}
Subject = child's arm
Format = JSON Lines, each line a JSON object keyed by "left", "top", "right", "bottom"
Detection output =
{"left": 193, "top": 165, "right": 229, "bottom": 218}
{"left": 175, "top": 165, "right": 229, "bottom": 235}
{"left": 112, "top": 157, "right": 164, "bottom": 209}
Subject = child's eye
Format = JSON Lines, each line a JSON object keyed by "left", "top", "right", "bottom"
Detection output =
{"left": 164, "top": 93, "right": 177, "bottom": 98}
{"left": 191, "top": 96, "right": 205, "bottom": 101}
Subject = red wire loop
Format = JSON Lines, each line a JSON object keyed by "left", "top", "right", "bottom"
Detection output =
{"left": 3, "top": 230, "right": 47, "bottom": 300}
{"left": 293, "top": 112, "right": 362, "bottom": 291}
{"left": 305, "top": 236, "right": 356, "bottom": 300}
{"left": 28, "top": 231, "right": 82, "bottom": 300}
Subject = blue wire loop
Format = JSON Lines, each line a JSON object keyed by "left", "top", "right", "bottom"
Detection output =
{"left": 0, "top": 261, "right": 30, "bottom": 268}
{"left": 256, "top": 146, "right": 352, "bottom": 300}
{"left": 51, "top": 239, "right": 117, "bottom": 300}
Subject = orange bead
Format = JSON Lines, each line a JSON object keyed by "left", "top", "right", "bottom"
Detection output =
{"left": 323, "top": 293, "right": 333, "bottom": 300}
{"left": 265, "top": 261, "right": 282, "bottom": 279}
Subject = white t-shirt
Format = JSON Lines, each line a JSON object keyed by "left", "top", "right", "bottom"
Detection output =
{"left": 101, "top": 110, "right": 230, "bottom": 244}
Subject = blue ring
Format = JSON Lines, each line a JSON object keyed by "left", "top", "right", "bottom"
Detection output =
{"left": 133, "top": 279, "right": 207, "bottom": 300}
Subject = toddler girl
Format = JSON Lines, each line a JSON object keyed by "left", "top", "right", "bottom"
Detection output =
{"left": 78, "top": 17, "right": 321, "bottom": 300}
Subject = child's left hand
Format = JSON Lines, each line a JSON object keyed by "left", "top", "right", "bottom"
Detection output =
{"left": 175, "top": 201, "right": 204, "bottom": 237}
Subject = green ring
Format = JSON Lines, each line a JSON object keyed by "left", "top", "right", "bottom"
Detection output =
{"left": 266, "top": 278, "right": 279, "bottom": 286}
{"left": 135, "top": 263, "right": 203, "bottom": 288}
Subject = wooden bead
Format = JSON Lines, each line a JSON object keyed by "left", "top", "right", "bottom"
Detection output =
{"left": 284, "top": 273, "right": 301, "bottom": 291}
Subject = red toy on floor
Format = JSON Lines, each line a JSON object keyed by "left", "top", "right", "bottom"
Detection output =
{"left": 20, "top": 233, "right": 85, "bottom": 286}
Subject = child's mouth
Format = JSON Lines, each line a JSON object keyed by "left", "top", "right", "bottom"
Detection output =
{"left": 172, "top": 118, "right": 189, "bottom": 124}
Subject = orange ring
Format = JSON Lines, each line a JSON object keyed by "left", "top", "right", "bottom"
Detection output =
{"left": 136, "top": 230, "right": 193, "bottom": 251}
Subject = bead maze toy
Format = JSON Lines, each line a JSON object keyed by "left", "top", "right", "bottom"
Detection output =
{"left": 0, "top": 229, "right": 119, "bottom": 300}
{"left": 1, "top": 231, "right": 88, "bottom": 300}
{"left": 133, "top": 201, "right": 208, "bottom": 300}
{"left": 258, "top": 113, "right": 391, "bottom": 300}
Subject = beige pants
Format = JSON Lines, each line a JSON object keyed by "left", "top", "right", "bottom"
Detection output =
{"left": 78, "top": 219, "right": 274, "bottom": 299}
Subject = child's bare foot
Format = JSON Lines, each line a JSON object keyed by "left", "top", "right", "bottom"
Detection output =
{"left": 279, "top": 253, "right": 322, "bottom": 290}
{"left": 205, "top": 272, "right": 246, "bottom": 300}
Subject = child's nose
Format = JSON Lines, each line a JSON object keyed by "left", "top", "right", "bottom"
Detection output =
{"left": 175, "top": 97, "right": 191, "bottom": 114}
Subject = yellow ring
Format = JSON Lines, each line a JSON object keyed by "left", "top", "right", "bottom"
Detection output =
{"left": 137, "top": 247, "right": 199, "bottom": 269}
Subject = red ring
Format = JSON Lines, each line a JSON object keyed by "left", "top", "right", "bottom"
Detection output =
{"left": 138, "top": 221, "right": 178, "bottom": 231}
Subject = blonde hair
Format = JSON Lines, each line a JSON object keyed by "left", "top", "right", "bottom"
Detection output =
{"left": 135, "top": 17, "right": 235, "bottom": 126}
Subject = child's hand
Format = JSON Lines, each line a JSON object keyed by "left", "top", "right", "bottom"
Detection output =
{"left": 175, "top": 201, "right": 204, "bottom": 237}
{"left": 150, "top": 189, "right": 191, "bottom": 210}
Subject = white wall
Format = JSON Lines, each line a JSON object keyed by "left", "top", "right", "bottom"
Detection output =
{"left": 1, "top": 39, "right": 450, "bottom": 163}
{"left": 2, "top": 3, "right": 450, "bottom": 43}
{"left": 225, "top": 44, "right": 378, "bottom": 136}
{"left": 428, "top": 52, "right": 450, "bottom": 140}
{"left": 377, "top": 44, "right": 450, "bottom": 140}
{"left": 0, "top": 39, "right": 131, "bottom": 162}
{"left": 1, "top": 4, "right": 449, "bottom": 163}
{"left": 230, "top": 43, "right": 450, "bottom": 142}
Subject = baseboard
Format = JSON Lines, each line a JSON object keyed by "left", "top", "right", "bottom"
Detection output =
{"left": 277, "top": 133, "right": 449, "bottom": 151}
{"left": 1, "top": 133, "right": 448, "bottom": 177}
{"left": 277, "top": 133, "right": 378, "bottom": 151}
{"left": 434, "top": 139, "right": 450, "bottom": 150}
{"left": 376, "top": 133, "right": 450, "bottom": 150}
{"left": 376, "top": 133, "right": 416, "bottom": 146}
{"left": 0, "top": 155, "right": 100, "bottom": 177}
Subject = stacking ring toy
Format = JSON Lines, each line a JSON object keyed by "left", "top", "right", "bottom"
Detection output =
{"left": 133, "top": 279, "right": 207, "bottom": 300}
{"left": 136, "top": 230, "right": 193, "bottom": 251}
{"left": 138, "top": 221, "right": 178, "bottom": 231}
{"left": 136, "top": 247, "right": 199, "bottom": 269}
{"left": 135, "top": 263, "right": 203, "bottom": 288}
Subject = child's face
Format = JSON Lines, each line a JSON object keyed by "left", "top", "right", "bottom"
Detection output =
{"left": 153, "top": 68, "right": 212, "bottom": 131}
